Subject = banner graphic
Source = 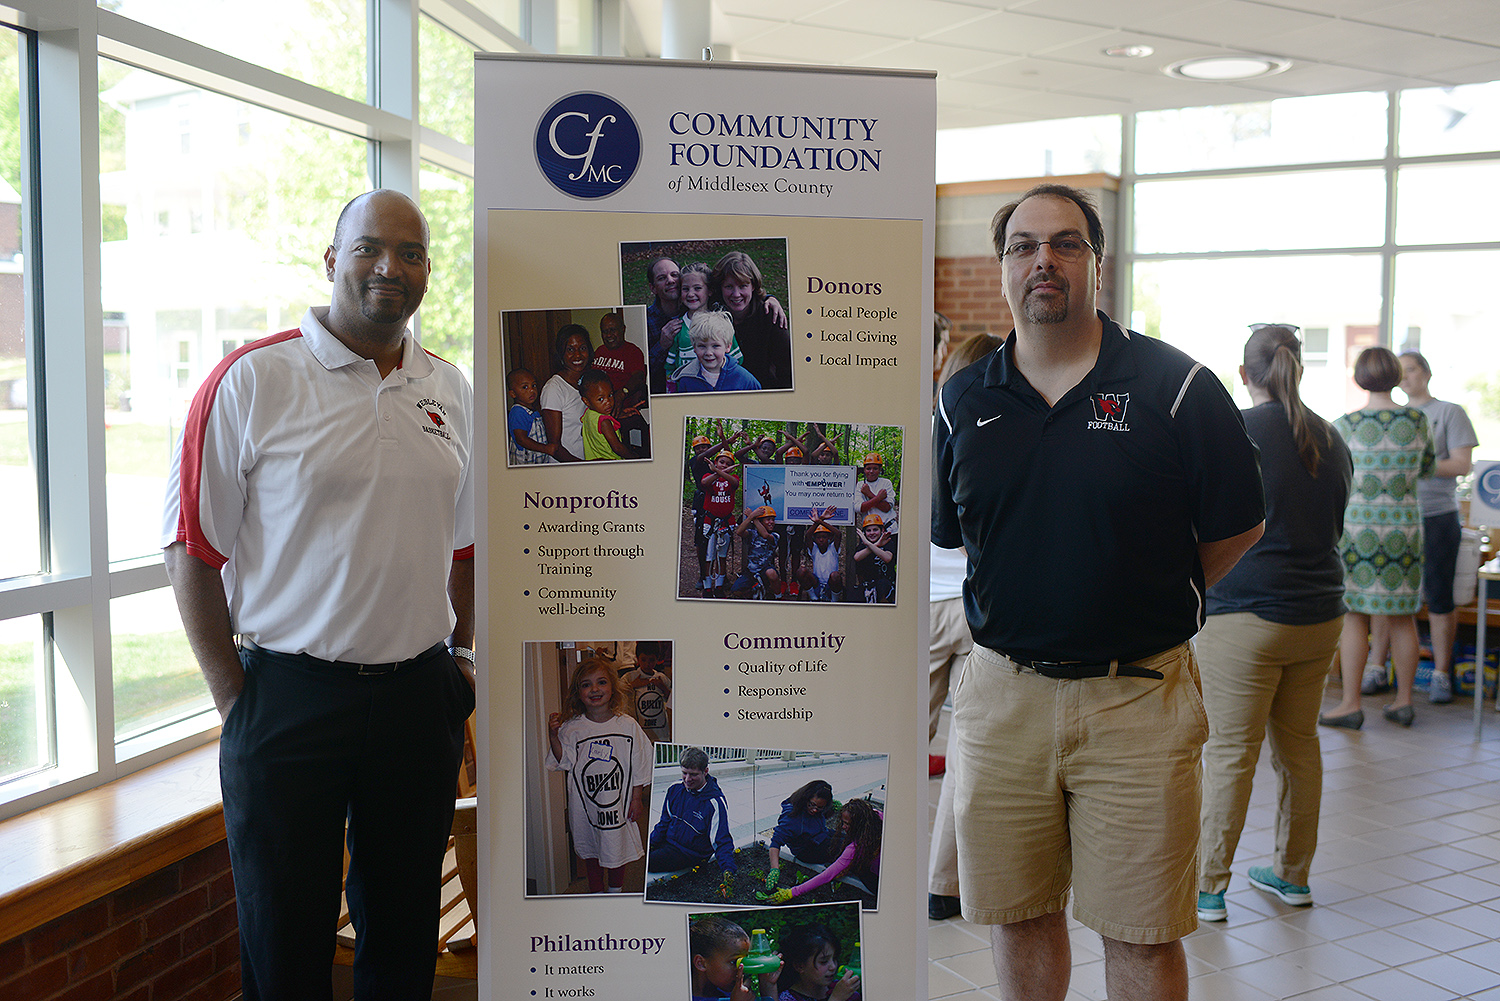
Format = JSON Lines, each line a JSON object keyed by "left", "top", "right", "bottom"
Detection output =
{"left": 475, "top": 53, "right": 935, "bottom": 999}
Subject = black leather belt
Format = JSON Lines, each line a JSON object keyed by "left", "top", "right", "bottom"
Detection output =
{"left": 240, "top": 638, "right": 446, "bottom": 676}
{"left": 1003, "top": 654, "right": 1164, "bottom": 681}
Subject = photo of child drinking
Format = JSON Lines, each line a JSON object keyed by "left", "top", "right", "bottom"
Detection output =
{"left": 684, "top": 903, "right": 862, "bottom": 1001}
{"left": 686, "top": 913, "right": 780, "bottom": 1001}
{"left": 775, "top": 921, "right": 862, "bottom": 1001}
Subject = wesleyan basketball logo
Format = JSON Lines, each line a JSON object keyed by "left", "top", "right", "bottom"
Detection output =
{"left": 416, "top": 398, "right": 452, "bottom": 440}
{"left": 535, "top": 92, "right": 642, "bottom": 199}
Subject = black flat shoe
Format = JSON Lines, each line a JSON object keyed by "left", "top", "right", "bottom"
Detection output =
{"left": 1383, "top": 704, "right": 1415, "bottom": 727}
{"left": 1318, "top": 709, "right": 1364, "bottom": 730}
{"left": 928, "top": 893, "right": 961, "bottom": 920}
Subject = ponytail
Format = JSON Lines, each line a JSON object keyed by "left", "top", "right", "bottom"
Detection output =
{"left": 1244, "top": 325, "right": 1328, "bottom": 477}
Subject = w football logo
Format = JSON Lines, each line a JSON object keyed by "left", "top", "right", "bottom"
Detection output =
{"left": 535, "top": 92, "right": 642, "bottom": 199}
{"left": 1089, "top": 393, "right": 1130, "bottom": 431}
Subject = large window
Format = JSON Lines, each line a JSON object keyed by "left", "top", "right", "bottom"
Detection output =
{"left": 1, "top": 0, "right": 535, "bottom": 820}
{"left": 939, "top": 90, "right": 1500, "bottom": 433}
{"left": 0, "top": 26, "right": 47, "bottom": 792}
{"left": 1134, "top": 93, "right": 1388, "bottom": 174}
{"left": 1127, "top": 93, "right": 1500, "bottom": 445}
{"left": 97, "top": 61, "right": 372, "bottom": 744}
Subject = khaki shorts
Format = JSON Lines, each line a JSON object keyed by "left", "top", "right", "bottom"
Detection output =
{"left": 951, "top": 642, "right": 1207, "bottom": 944}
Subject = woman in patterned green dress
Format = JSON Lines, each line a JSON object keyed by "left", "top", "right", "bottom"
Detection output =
{"left": 1321, "top": 347, "right": 1435, "bottom": 728}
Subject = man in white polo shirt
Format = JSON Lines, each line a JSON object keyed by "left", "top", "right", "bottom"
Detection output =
{"left": 163, "top": 189, "right": 475, "bottom": 1001}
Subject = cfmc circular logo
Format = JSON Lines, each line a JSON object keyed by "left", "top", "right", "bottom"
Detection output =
{"left": 535, "top": 92, "right": 641, "bottom": 199}
{"left": 1477, "top": 464, "right": 1500, "bottom": 508}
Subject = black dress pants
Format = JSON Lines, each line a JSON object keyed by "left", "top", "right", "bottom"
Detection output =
{"left": 221, "top": 643, "right": 473, "bottom": 1001}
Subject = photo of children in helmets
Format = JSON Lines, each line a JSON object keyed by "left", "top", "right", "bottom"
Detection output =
{"left": 677, "top": 416, "right": 903, "bottom": 604}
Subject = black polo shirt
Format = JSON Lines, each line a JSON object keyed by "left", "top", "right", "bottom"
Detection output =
{"left": 932, "top": 313, "right": 1264, "bottom": 663}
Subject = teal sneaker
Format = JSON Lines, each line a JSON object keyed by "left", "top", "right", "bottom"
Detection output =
{"left": 1197, "top": 891, "right": 1227, "bottom": 922}
{"left": 1248, "top": 866, "right": 1311, "bottom": 906}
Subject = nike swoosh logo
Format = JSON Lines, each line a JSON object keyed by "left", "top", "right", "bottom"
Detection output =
{"left": 976, "top": 415, "right": 1002, "bottom": 427}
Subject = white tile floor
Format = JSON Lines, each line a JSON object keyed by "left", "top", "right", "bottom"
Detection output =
{"left": 927, "top": 680, "right": 1500, "bottom": 1000}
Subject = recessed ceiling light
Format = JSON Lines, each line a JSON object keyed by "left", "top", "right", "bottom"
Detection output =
{"left": 1165, "top": 55, "right": 1291, "bottom": 81}
{"left": 1104, "top": 44, "right": 1153, "bottom": 59}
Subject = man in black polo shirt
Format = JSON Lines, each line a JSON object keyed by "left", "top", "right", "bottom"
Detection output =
{"left": 933, "top": 183, "right": 1264, "bottom": 1001}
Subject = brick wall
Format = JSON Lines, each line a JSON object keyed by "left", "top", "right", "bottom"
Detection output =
{"left": 1, "top": 842, "right": 238, "bottom": 1001}
{"left": 936, "top": 255, "right": 1013, "bottom": 341}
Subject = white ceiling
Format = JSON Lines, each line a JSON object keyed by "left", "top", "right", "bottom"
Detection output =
{"left": 624, "top": 0, "right": 1500, "bottom": 129}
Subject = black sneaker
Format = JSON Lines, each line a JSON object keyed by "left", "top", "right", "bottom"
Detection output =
{"left": 928, "top": 894, "right": 961, "bottom": 920}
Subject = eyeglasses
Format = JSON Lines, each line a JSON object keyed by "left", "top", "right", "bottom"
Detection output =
{"left": 1000, "top": 236, "right": 1098, "bottom": 263}
{"left": 1249, "top": 322, "right": 1301, "bottom": 333}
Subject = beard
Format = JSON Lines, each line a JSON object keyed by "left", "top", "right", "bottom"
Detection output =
{"left": 1021, "top": 274, "right": 1070, "bottom": 324}
{"left": 359, "top": 280, "right": 421, "bottom": 324}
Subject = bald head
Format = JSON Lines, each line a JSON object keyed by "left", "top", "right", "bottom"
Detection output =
{"left": 332, "top": 189, "right": 430, "bottom": 253}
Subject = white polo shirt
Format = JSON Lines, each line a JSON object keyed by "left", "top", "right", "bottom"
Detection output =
{"left": 163, "top": 306, "right": 475, "bottom": 663}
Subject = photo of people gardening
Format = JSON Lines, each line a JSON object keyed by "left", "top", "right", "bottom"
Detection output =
{"left": 644, "top": 744, "right": 887, "bottom": 912}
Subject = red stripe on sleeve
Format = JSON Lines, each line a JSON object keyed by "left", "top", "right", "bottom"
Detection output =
{"left": 175, "top": 329, "right": 303, "bottom": 567}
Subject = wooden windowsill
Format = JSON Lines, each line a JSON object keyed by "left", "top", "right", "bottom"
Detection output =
{"left": 0, "top": 742, "right": 224, "bottom": 944}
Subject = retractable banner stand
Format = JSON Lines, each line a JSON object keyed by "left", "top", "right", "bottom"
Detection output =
{"left": 474, "top": 54, "right": 936, "bottom": 999}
